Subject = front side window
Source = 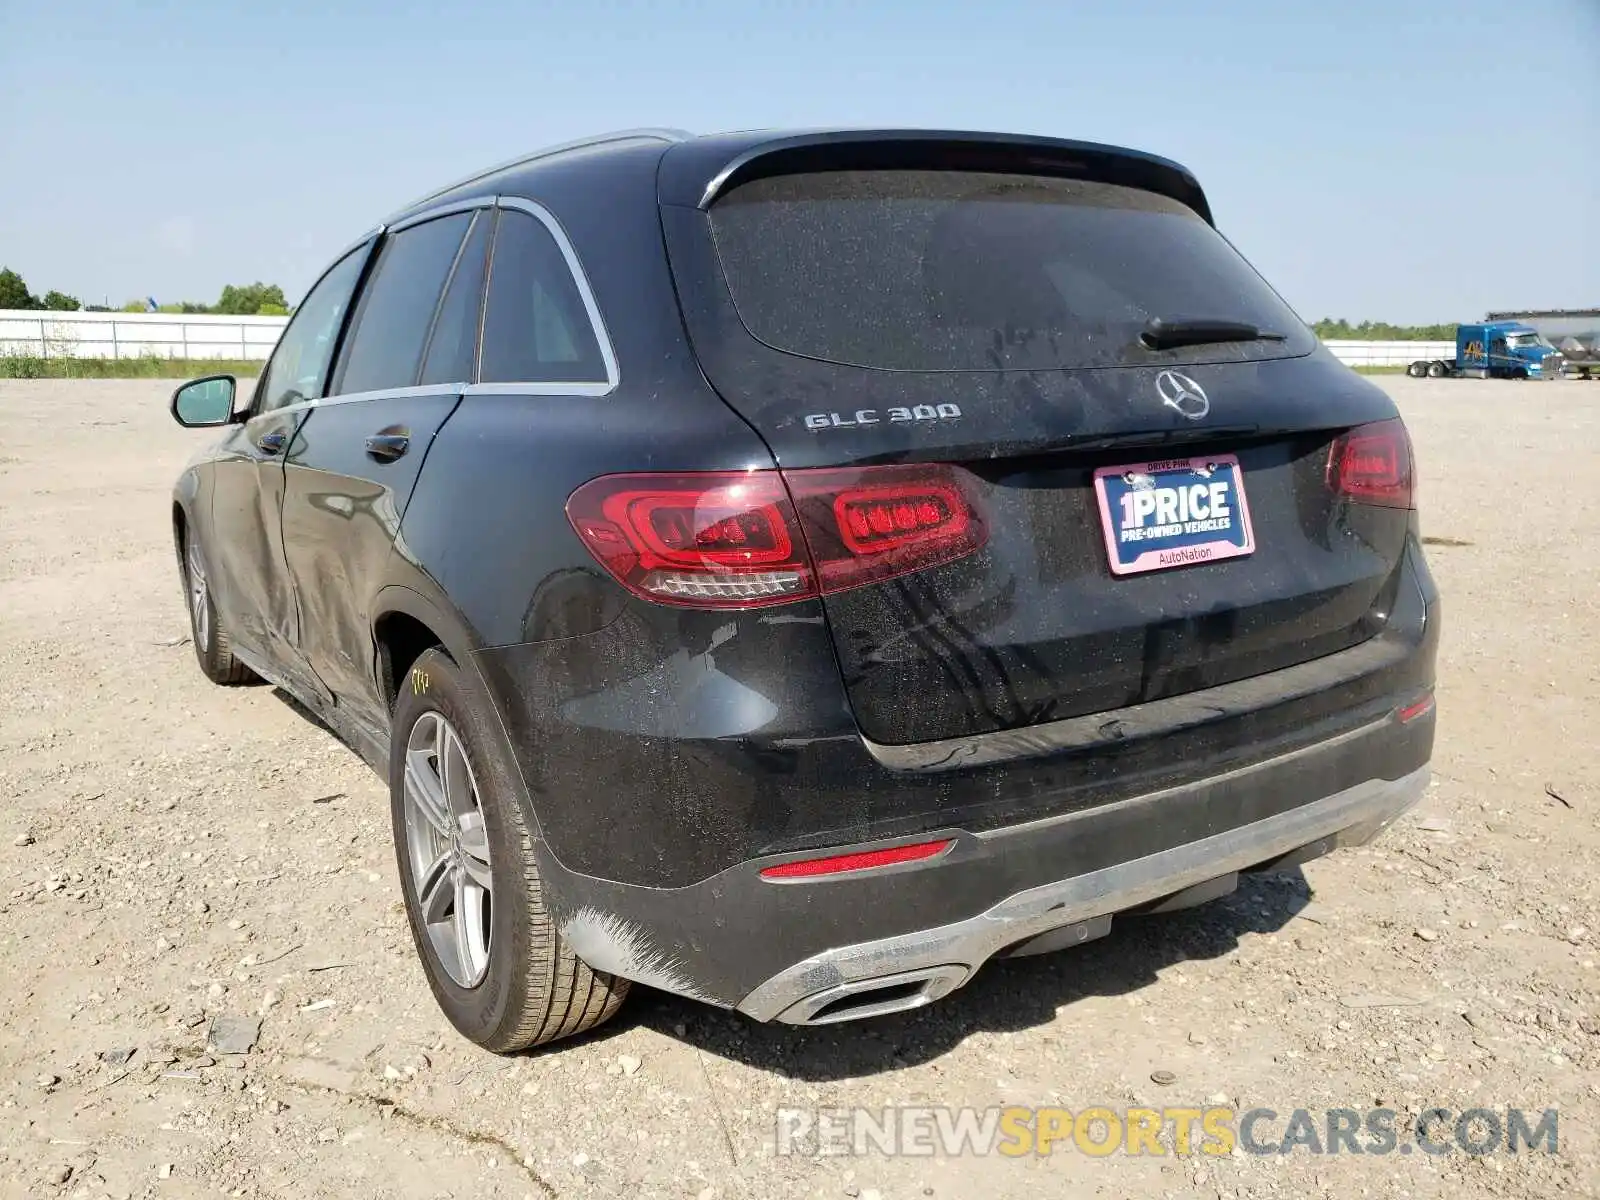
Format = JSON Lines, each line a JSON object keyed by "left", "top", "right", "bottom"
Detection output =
{"left": 336, "top": 212, "right": 473, "bottom": 395}
{"left": 254, "top": 247, "right": 368, "bottom": 413}
{"left": 479, "top": 209, "right": 608, "bottom": 385}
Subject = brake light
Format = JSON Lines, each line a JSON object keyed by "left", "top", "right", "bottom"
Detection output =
{"left": 566, "top": 464, "right": 986, "bottom": 609}
{"left": 1326, "top": 418, "right": 1415, "bottom": 509}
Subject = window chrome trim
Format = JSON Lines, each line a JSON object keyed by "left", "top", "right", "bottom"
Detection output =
{"left": 250, "top": 382, "right": 469, "bottom": 421}
{"left": 490, "top": 196, "right": 620, "bottom": 395}
{"left": 264, "top": 194, "right": 621, "bottom": 410}
{"left": 387, "top": 195, "right": 496, "bottom": 233}
{"left": 462, "top": 380, "right": 615, "bottom": 397}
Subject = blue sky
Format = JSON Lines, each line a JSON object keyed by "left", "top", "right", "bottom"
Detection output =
{"left": 2, "top": 0, "right": 1595, "bottom": 322}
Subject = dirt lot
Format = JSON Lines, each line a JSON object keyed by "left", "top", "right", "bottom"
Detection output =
{"left": 1, "top": 376, "right": 1596, "bottom": 1200}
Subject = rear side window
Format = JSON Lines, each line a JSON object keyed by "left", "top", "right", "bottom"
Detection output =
{"left": 708, "top": 170, "right": 1313, "bottom": 371}
{"left": 337, "top": 212, "right": 472, "bottom": 394}
{"left": 479, "top": 209, "right": 608, "bottom": 385}
{"left": 420, "top": 211, "right": 492, "bottom": 385}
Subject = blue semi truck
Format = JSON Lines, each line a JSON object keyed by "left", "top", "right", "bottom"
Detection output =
{"left": 1406, "top": 321, "right": 1565, "bottom": 379}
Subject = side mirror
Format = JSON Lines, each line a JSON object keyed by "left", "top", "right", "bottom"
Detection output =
{"left": 170, "top": 375, "right": 238, "bottom": 428}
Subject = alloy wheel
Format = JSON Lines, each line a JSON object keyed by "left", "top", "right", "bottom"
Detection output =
{"left": 402, "top": 711, "right": 494, "bottom": 987}
{"left": 186, "top": 539, "right": 210, "bottom": 652}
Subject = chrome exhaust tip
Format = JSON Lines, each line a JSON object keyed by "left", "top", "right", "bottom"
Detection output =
{"left": 775, "top": 965, "right": 970, "bottom": 1025}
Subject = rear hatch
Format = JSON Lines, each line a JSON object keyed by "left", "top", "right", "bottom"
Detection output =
{"left": 660, "top": 155, "right": 1413, "bottom": 746}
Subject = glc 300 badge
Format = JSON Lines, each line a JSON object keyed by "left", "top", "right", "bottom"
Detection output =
{"left": 805, "top": 403, "right": 963, "bottom": 430}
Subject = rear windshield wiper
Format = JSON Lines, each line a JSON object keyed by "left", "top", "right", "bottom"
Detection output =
{"left": 1140, "top": 318, "right": 1288, "bottom": 351}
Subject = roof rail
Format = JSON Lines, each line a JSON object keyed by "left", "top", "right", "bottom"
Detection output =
{"left": 387, "top": 128, "right": 692, "bottom": 220}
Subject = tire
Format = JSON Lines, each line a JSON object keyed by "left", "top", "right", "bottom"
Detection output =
{"left": 389, "top": 647, "right": 628, "bottom": 1051}
{"left": 1427, "top": 361, "right": 1447, "bottom": 379}
{"left": 1406, "top": 361, "right": 1427, "bottom": 378}
{"left": 182, "top": 530, "right": 256, "bottom": 685}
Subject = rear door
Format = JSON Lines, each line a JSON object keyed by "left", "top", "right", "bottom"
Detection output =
{"left": 279, "top": 206, "right": 490, "bottom": 734}
{"left": 207, "top": 244, "right": 371, "bottom": 692}
{"left": 664, "top": 166, "right": 1410, "bottom": 746}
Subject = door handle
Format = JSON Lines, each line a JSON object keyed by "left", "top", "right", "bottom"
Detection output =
{"left": 256, "top": 430, "right": 287, "bottom": 455}
{"left": 365, "top": 433, "right": 410, "bottom": 462}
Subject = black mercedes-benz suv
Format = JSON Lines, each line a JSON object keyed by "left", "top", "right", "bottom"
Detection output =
{"left": 168, "top": 128, "right": 1438, "bottom": 1050}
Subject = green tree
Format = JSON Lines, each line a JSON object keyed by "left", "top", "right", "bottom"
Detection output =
{"left": 42, "top": 290, "right": 81, "bottom": 311}
{"left": 1312, "top": 318, "right": 1457, "bottom": 341}
{"left": 0, "top": 267, "right": 39, "bottom": 310}
{"left": 214, "top": 282, "right": 289, "bottom": 315}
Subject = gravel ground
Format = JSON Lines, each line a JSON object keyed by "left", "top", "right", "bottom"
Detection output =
{"left": 0, "top": 377, "right": 1596, "bottom": 1200}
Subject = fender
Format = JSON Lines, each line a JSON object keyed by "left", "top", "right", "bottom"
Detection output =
{"left": 170, "top": 470, "right": 214, "bottom": 598}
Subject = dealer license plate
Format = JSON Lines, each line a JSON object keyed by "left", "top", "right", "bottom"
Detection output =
{"left": 1092, "top": 455, "right": 1256, "bottom": 576}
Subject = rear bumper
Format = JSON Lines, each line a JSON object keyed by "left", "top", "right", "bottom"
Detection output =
{"left": 741, "top": 761, "right": 1426, "bottom": 1023}
{"left": 542, "top": 701, "right": 1434, "bottom": 1017}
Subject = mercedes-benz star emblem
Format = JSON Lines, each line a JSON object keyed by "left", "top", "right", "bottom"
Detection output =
{"left": 1156, "top": 370, "right": 1210, "bottom": 421}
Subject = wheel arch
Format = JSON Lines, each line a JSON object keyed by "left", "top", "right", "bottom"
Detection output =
{"left": 373, "top": 582, "right": 569, "bottom": 894}
{"left": 370, "top": 584, "right": 481, "bottom": 714}
{"left": 171, "top": 463, "right": 208, "bottom": 568}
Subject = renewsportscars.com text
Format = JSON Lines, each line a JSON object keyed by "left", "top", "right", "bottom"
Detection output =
{"left": 773, "top": 1105, "right": 1559, "bottom": 1158}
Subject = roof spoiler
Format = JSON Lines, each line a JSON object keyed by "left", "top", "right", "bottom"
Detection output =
{"left": 659, "top": 129, "right": 1214, "bottom": 225}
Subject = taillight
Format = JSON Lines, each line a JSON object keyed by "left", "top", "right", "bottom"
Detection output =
{"left": 566, "top": 472, "right": 813, "bottom": 606}
{"left": 1326, "top": 418, "right": 1415, "bottom": 509}
{"left": 566, "top": 464, "right": 986, "bottom": 609}
{"left": 787, "top": 464, "right": 986, "bottom": 595}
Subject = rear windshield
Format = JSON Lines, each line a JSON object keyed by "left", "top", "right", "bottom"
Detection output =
{"left": 708, "top": 170, "right": 1313, "bottom": 371}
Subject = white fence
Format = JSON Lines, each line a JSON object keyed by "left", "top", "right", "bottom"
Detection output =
{"left": 0, "top": 310, "right": 1452, "bottom": 370}
{"left": 1321, "top": 340, "right": 1454, "bottom": 367}
{"left": 0, "top": 310, "right": 289, "bottom": 361}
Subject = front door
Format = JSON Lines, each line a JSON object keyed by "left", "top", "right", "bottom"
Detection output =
{"left": 207, "top": 243, "right": 372, "bottom": 694}
{"left": 207, "top": 406, "right": 309, "bottom": 665}
{"left": 1489, "top": 334, "right": 1510, "bottom": 377}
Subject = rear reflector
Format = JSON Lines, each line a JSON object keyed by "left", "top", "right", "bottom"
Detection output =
{"left": 1326, "top": 418, "right": 1415, "bottom": 509}
{"left": 567, "top": 465, "right": 986, "bottom": 609}
{"left": 1397, "top": 693, "right": 1435, "bottom": 723}
{"left": 759, "top": 839, "right": 954, "bottom": 880}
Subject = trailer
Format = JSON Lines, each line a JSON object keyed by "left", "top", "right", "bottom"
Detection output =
{"left": 1485, "top": 309, "right": 1600, "bottom": 380}
{"left": 1406, "top": 321, "right": 1563, "bottom": 380}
